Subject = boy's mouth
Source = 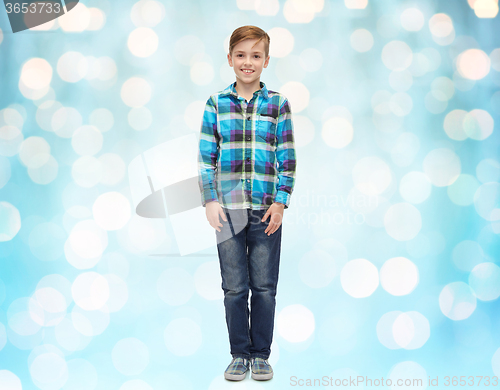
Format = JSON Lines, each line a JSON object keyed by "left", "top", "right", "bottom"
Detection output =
{"left": 241, "top": 69, "right": 254, "bottom": 74}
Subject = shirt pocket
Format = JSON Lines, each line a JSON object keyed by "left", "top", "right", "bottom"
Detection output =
{"left": 256, "top": 113, "right": 278, "bottom": 149}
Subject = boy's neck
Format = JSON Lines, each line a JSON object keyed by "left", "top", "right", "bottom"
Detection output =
{"left": 235, "top": 79, "right": 262, "bottom": 101}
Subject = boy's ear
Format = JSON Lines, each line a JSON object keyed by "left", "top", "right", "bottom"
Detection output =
{"left": 227, "top": 53, "right": 233, "bottom": 67}
{"left": 264, "top": 55, "right": 270, "bottom": 68}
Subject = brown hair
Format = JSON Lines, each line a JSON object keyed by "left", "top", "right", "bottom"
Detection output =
{"left": 229, "top": 25, "right": 270, "bottom": 58}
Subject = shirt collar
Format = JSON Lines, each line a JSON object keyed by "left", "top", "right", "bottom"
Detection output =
{"left": 221, "top": 81, "right": 269, "bottom": 100}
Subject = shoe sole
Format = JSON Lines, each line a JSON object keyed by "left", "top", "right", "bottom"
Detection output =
{"left": 251, "top": 372, "right": 273, "bottom": 381}
{"left": 224, "top": 371, "right": 248, "bottom": 381}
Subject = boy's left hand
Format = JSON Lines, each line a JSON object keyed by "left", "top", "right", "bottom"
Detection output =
{"left": 262, "top": 202, "right": 285, "bottom": 235}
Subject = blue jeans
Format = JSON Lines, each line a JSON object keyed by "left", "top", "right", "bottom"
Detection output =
{"left": 216, "top": 207, "right": 282, "bottom": 360}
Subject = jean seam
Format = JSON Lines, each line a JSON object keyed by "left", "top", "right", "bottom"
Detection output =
{"left": 250, "top": 353, "right": 269, "bottom": 359}
{"left": 232, "top": 353, "right": 251, "bottom": 360}
{"left": 246, "top": 215, "right": 252, "bottom": 350}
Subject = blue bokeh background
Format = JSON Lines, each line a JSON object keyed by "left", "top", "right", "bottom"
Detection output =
{"left": 1, "top": 0, "right": 500, "bottom": 389}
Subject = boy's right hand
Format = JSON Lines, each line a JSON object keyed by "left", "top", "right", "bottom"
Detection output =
{"left": 206, "top": 200, "right": 227, "bottom": 232}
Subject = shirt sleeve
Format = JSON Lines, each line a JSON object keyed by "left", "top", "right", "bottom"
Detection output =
{"left": 274, "top": 97, "right": 297, "bottom": 209}
{"left": 197, "top": 95, "right": 220, "bottom": 207}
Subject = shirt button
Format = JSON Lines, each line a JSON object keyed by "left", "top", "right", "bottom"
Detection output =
{"left": 247, "top": 116, "right": 251, "bottom": 121}
{"left": 246, "top": 136, "right": 251, "bottom": 141}
{"left": 246, "top": 157, "right": 250, "bottom": 161}
{"left": 247, "top": 179, "right": 250, "bottom": 183}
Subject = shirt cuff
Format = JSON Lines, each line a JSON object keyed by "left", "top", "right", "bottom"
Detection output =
{"left": 201, "top": 190, "right": 219, "bottom": 207}
{"left": 274, "top": 190, "right": 290, "bottom": 209}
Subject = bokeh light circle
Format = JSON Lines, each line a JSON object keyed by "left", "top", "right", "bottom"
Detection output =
{"left": 463, "top": 109, "right": 494, "bottom": 140}
{"left": 20, "top": 58, "right": 53, "bottom": 90}
{"left": 121, "top": 77, "right": 152, "bottom": 108}
{"left": 381, "top": 41, "right": 413, "bottom": 71}
{"left": 399, "top": 171, "right": 432, "bottom": 204}
{"left": 89, "top": 108, "right": 114, "bottom": 132}
{"left": 457, "top": 49, "right": 491, "bottom": 80}
{"left": 67, "top": 219, "right": 108, "bottom": 262}
{"left": 422, "top": 148, "right": 461, "bottom": 186}
{"left": 72, "top": 272, "right": 110, "bottom": 310}
{"left": 57, "top": 51, "right": 88, "bottom": 83}
{"left": 400, "top": 8, "right": 425, "bottom": 31}
{"left": 384, "top": 203, "right": 422, "bottom": 241}
{"left": 276, "top": 304, "right": 315, "bottom": 342}
{"left": 29, "top": 350, "right": 68, "bottom": 388}
{"left": 92, "top": 192, "right": 131, "bottom": 231}
{"left": 0, "top": 370, "right": 22, "bottom": 390}
{"left": 0, "top": 202, "right": 21, "bottom": 242}
{"left": 71, "top": 125, "right": 103, "bottom": 156}
{"left": 350, "top": 29, "right": 374, "bottom": 52}
{"left": 128, "top": 27, "right": 159, "bottom": 58}
{"left": 439, "top": 281, "right": 477, "bottom": 320}
{"left": 19, "top": 136, "right": 51, "bottom": 168}
{"left": 98, "top": 153, "right": 126, "bottom": 186}
{"left": 340, "top": 259, "right": 379, "bottom": 298}
{"left": 473, "top": 182, "right": 500, "bottom": 221}
{"left": 72, "top": 156, "right": 103, "bottom": 187}
{"left": 380, "top": 257, "right": 419, "bottom": 296}
{"left": 476, "top": 158, "right": 500, "bottom": 183}
{"left": 352, "top": 156, "right": 392, "bottom": 196}
{"left": 322, "top": 117, "right": 353, "bottom": 149}
{"left": 447, "top": 174, "right": 480, "bottom": 206}
{"left": 469, "top": 262, "right": 500, "bottom": 301}
{"left": 268, "top": 27, "right": 294, "bottom": 58}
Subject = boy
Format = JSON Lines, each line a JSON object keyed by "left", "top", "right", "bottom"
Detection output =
{"left": 197, "top": 25, "right": 297, "bottom": 381}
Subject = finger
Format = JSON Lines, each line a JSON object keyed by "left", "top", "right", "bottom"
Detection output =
{"left": 266, "top": 222, "right": 276, "bottom": 235}
{"left": 270, "top": 223, "right": 281, "bottom": 235}
{"left": 262, "top": 210, "right": 269, "bottom": 222}
{"left": 220, "top": 209, "right": 227, "bottom": 221}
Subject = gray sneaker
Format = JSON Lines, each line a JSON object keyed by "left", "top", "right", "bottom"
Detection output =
{"left": 224, "top": 357, "right": 249, "bottom": 381}
{"left": 251, "top": 357, "right": 273, "bottom": 380}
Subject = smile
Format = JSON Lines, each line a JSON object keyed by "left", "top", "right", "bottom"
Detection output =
{"left": 241, "top": 69, "right": 254, "bottom": 74}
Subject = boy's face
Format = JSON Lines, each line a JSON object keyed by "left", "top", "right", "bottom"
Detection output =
{"left": 227, "top": 38, "right": 269, "bottom": 85}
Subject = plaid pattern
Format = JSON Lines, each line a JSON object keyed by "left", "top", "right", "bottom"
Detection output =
{"left": 251, "top": 357, "right": 273, "bottom": 380}
{"left": 198, "top": 81, "right": 297, "bottom": 210}
{"left": 224, "top": 357, "right": 249, "bottom": 380}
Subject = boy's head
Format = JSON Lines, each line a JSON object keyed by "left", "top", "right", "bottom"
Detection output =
{"left": 227, "top": 25, "right": 270, "bottom": 85}
{"left": 228, "top": 25, "right": 270, "bottom": 58}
